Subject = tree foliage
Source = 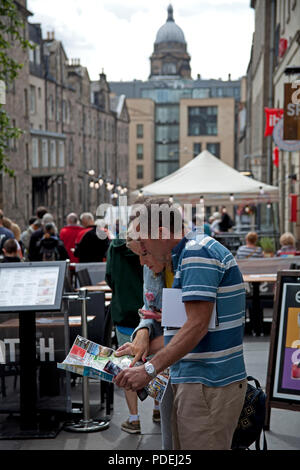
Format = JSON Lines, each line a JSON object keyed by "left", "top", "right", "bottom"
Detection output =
{"left": 0, "top": 0, "right": 33, "bottom": 176}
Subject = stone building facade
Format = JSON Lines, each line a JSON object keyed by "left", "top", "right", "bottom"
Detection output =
{"left": 1, "top": 1, "right": 129, "bottom": 230}
{"left": 241, "top": 0, "right": 300, "bottom": 240}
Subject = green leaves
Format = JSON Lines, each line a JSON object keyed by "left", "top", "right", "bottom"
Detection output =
{"left": 0, "top": 0, "right": 32, "bottom": 175}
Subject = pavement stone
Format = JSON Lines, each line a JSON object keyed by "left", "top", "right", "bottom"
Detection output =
{"left": 0, "top": 332, "right": 299, "bottom": 451}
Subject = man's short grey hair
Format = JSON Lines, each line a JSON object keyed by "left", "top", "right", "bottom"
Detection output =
{"left": 67, "top": 212, "right": 78, "bottom": 225}
{"left": 80, "top": 212, "right": 94, "bottom": 223}
{"left": 42, "top": 213, "right": 54, "bottom": 225}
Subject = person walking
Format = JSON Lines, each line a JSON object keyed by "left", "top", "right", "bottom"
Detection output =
{"left": 0, "top": 210, "right": 14, "bottom": 256}
{"left": 114, "top": 199, "right": 247, "bottom": 450}
{"left": 105, "top": 236, "right": 144, "bottom": 434}
{"left": 60, "top": 213, "right": 84, "bottom": 263}
{"left": 74, "top": 213, "right": 109, "bottom": 263}
{"left": 28, "top": 213, "right": 57, "bottom": 261}
{"left": 21, "top": 217, "right": 42, "bottom": 260}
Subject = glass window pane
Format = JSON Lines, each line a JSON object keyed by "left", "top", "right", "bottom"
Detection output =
{"left": 136, "top": 124, "right": 143, "bottom": 138}
{"left": 155, "top": 161, "right": 179, "bottom": 180}
{"left": 206, "top": 142, "right": 220, "bottom": 158}
{"left": 188, "top": 106, "right": 218, "bottom": 136}
{"left": 58, "top": 141, "right": 65, "bottom": 167}
{"left": 32, "top": 138, "right": 39, "bottom": 168}
{"left": 155, "top": 143, "right": 178, "bottom": 161}
{"left": 50, "top": 140, "right": 56, "bottom": 167}
{"left": 136, "top": 165, "right": 144, "bottom": 179}
{"left": 193, "top": 142, "right": 202, "bottom": 157}
{"left": 136, "top": 143, "right": 143, "bottom": 159}
{"left": 42, "top": 139, "right": 48, "bottom": 167}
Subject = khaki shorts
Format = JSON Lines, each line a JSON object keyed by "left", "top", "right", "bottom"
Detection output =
{"left": 171, "top": 379, "right": 247, "bottom": 450}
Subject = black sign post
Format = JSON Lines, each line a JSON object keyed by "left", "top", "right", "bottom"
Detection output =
{"left": 265, "top": 270, "right": 300, "bottom": 429}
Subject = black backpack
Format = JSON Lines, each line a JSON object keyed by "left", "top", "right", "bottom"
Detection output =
{"left": 231, "top": 376, "right": 267, "bottom": 450}
{"left": 39, "top": 238, "right": 60, "bottom": 261}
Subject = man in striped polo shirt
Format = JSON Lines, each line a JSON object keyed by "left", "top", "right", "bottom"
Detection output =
{"left": 115, "top": 200, "right": 247, "bottom": 450}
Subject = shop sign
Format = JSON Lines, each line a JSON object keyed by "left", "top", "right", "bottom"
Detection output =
{"left": 273, "top": 118, "right": 300, "bottom": 151}
{"left": 284, "top": 83, "right": 300, "bottom": 140}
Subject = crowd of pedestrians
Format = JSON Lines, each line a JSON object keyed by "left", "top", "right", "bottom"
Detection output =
{"left": 0, "top": 206, "right": 110, "bottom": 264}
{"left": 1, "top": 201, "right": 299, "bottom": 450}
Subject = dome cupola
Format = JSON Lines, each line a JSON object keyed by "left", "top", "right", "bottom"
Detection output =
{"left": 155, "top": 5, "right": 186, "bottom": 45}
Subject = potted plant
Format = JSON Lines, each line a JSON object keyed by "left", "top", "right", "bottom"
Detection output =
{"left": 259, "top": 237, "right": 275, "bottom": 257}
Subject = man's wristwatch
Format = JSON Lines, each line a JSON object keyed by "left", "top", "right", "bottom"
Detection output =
{"left": 144, "top": 361, "right": 157, "bottom": 379}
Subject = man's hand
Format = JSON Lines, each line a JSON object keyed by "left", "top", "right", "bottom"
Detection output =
{"left": 114, "top": 328, "right": 150, "bottom": 366}
{"left": 113, "top": 364, "right": 151, "bottom": 391}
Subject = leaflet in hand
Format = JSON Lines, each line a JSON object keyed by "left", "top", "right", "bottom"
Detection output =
{"left": 57, "top": 335, "right": 169, "bottom": 402}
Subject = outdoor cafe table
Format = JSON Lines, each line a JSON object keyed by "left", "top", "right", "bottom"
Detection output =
{"left": 242, "top": 273, "right": 277, "bottom": 335}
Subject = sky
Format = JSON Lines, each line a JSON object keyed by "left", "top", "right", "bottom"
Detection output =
{"left": 27, "top": 0, "right": 255, "bottom": 83}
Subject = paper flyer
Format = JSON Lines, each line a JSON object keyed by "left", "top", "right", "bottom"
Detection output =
{"left": 57, "top": 335, "right": 169, "bottom": 402}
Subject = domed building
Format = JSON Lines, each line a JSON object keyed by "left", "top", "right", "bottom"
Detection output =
{"left": 150, "top": 5, "right": 191, "bottom": 79}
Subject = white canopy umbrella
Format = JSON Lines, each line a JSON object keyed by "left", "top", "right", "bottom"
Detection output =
{"left": 132, "top": 150, "right": 279, "bottom": 205}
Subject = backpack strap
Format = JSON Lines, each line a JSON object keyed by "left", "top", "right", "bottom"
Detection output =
{"left": 247, "top": 375, "right": 262, "bottom": 389}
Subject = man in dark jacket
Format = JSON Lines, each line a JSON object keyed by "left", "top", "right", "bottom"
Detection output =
{"left": 105, "top": 237, "right": 143, "bottom": 434}
{"left": 74, "top": 213, "right": 109, "bottom": 263}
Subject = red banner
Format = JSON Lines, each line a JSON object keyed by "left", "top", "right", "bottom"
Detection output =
{"left": 264, "top": 108, "right": 284, "bottom": 137}
{"left": 289, "top": 194, "right": 298, "bottom": 223}
{"left": 273, "top": 146, "right": 279, "bottom": 167}
{"left": 278, "top": 38, "right": 288, "bottom": 58}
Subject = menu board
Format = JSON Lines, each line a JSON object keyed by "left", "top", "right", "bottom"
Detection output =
{"left": 272, "top": 282, "right": 300, "bottom": 402}
{"left": 265, "top": 271, "right": 300, "bottom": 429}
{"left": 0, "top": 262, "right": 66, "bottom": 312}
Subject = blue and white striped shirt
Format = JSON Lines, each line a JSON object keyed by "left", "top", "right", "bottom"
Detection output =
{"left": 167, "top": 231, "right": 247, "bottom": 387}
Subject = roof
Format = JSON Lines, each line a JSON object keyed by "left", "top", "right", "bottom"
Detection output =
{"left": 133, "top": 150, "right": 279, "bottom": 205}
{"left": 155, "top": 5, "right": 186, "bottom": 45}
{"left": 110, "top": 94, "right": 126, "bottom": 118}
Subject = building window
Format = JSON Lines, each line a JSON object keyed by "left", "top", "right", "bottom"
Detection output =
{"left": 136, "top": 124, "right": 144, "bottom": 138}
{"left": 68, "top": 139, "right": 74, "bottom": 165}
{"left": 12, "top": 176, "right": 17, "bottom": 207}
{"left": 193, "top": 142, "right": 202, "bottom": 157}
{"left": 50, "top": 140, "right": 56, "bottom": 167}
{"left": 136, "top": 143, "right": 144, "bottom": 160}
{"left": 42, "top": 139, "right": 48, "bottom": 167}
{"left": 162, "top": 62, "right": 176, "bottom": 74}
{"left": 155, "top": 161, "right": 179, "bottom": 180}
{"left": 136, "top": 165, "right": 144, "bottom": 179}
{"left": 25, "top": 143, "right": 29, "bottom": 170}
{"left": 206, "top": 142, "right": 220, "bottom": 158}
{"left": 188, "top": 106, "right": 218, "bottom": 136}
{"left": 58, "top": 141, "right": 65, "bottom": 167}
{"left": 29, "top": 43, "right": 34, "bottom": 62}
{"left": 29, "top": 85, "right": 36, "bottom": 114}
{"left": 38, "top": 87, "right": 41, "bottom": 99}
{"left": 62, "top": 100, "right": 67, "bottom": 122}
{"left": 56, "top": 96, "right": 60, "bottom": 122}
{"left": 32, "top": 138, "right": 39, "bottom": 168}
{"left": 24, "top": 88, "right": 28, "bottom": 116}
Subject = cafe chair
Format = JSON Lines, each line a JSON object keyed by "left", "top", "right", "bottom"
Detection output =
{"left": 76, "top": 268, "right": 92, "bottom": 287}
